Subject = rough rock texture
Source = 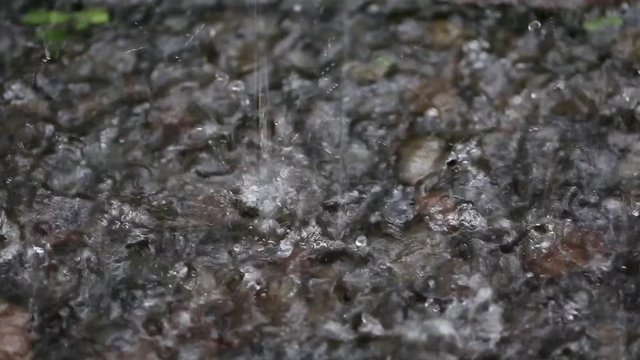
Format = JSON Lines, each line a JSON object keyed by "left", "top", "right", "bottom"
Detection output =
{"left": 1, "top": 0, "right": 640, "bottom": 359}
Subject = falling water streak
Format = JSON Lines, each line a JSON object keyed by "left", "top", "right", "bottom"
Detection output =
{"left": 184, "top": 24, "right": 205, "bottom": 48}
{"left": 259, "top": 56, "right": 271, "bottom": 159}
{"left": 336, "top": 4, "right": 350, "bottom": 241}
{"left": 125, "top": 47, "right": 146, "bottom": 54}
{"left": 254, "top": 1, "right": 271, "bottom": 160}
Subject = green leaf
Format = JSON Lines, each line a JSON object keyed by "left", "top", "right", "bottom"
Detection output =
{"left": 22, "top": 9, "right": 71, "bottom": 26}
{"left": 73, "top": 7, "right": 110, "bottom": 27}
{"left": 22, "top": 10, "right": 49, "bottom": 25}
{"left": 22, "top": 7, "right": 111, "bottom": 58}
{"left": 23, "top": 8, "right": 110, "bottom": 29}
{"left": 47, "top": 11, "right": 73, "bottom": 25}
{"left": 73, "top": 18, "right": 90, "bottom": 30}
{"left": 583, "top": 15, "right": 623, "bottom": 33}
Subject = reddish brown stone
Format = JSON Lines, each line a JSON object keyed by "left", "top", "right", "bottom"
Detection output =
{"left": 613, "top": 30, "right": 640, "bottom": 63}
{"left": 0, "top": 303, "right": 31, "bottom": 360}
{"left": 397, "top": 137, "right": 446, "bottom": 185}
{"left": 403, "top": 79, "right": 457, "bottom": 115}
{"left": 123, "top": 74, "right": 151, "bottom": 103}
{"left": 148, "top": 94, "right": 198, "bottom": 134}
{"left": 561, "top": 228, "right": 605, "bottom": 265}
{"left": 526, "top": 246, "right": 572, "bottom": 278}
{"left": 523, "top": 228, "right": 606, "bottom": 278}
{"left": 416, "top": 192, "right": 457, "bottom": 217}
{"left": 50, "top": 230, "right": 87, "bottom": 255}
{"left": 429, "top": 20, "right": 464, "bottom": 49}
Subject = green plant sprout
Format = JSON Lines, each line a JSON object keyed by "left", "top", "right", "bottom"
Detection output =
{"left": 583, "top": 15, "right": 623, "bottom": 33}
{"left": 22, "top": 8, "right": 110, "bottom": 59}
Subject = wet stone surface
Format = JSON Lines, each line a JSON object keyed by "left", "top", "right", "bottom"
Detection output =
{"left": 1, "top": 0, "right": 640, "bottom": 359}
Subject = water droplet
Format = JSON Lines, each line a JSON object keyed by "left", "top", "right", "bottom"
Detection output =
{"left": 355, "top": 235, "right": 367, "bottom": 247}
{"left": 293, "top": 4, "right": 302, "bottom": 12}
{"left": 31, "top": 246, "right": 45, "bottom": 256}
{"left": 277, "top": 238, "right": 294, "bottom": 258}
{"left": 369, "top": 212, "right": 382, "bottom": 224}
{"left": 528, "top": 20, "right": 541, "bottom": 31}
{"left": 552, "top": 80, "right": 565, "bottom": 91}
{"left": 424, "top": 298, "right": 440, "bottom": 312}
{"left": 228, "top": 80, "right": 245, "bottom": 92}
{"left": 426, "top": 107, "right": 439, "bottom": 117}
{"left": 367, "top": 4, "right": 381, "bottom": 13}
{"left": 215, "top": 72, "right": 229, "bottom": 86}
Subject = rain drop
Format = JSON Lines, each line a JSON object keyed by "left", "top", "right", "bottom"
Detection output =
{"left": 355, "top": 235, "right": 367, "bottom": 247}
{"left": 426, "top": 108, "right": 439, "bottom": 117}
{"left": 528, "top": 20, "right": 541, "bottom": 31}
{"left": 277, "top": 238, "right": 294, "bottom": 258}
{"left": 215, "top": 72, "right": 230, "bottom": 86}
{"left": 228, "top": 80, "right": 245, "bottom": 92}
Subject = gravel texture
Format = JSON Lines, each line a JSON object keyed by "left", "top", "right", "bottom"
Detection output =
{"left": 1, "top": 0, "right": 640, "bottom": 359}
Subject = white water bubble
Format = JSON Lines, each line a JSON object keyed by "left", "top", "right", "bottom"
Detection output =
{"left": 355, "top": 235, "right": 367, "bottom": 247}
{"left": 228, "top": 80, "right": 245, "bottom": 92}
{"left": 215, "top": 72, "right": 229, "bottom": 86}
{"left": 426, "top": 107, "right": 439, "bottom": 117}
{"left": 528, "top": 20, "right": 541, "bottom": 31}
{"left": 277, "top": 238, "right": 294, "bottom": 258}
